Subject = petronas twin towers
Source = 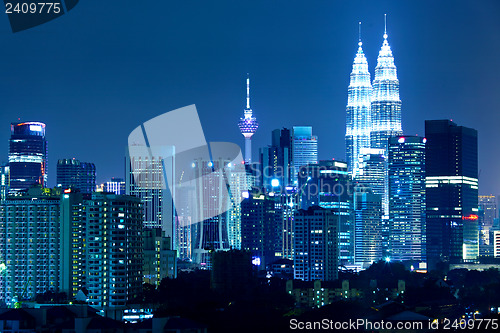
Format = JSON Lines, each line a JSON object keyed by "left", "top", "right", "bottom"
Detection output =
{"left": 346, "top": 16, "right": 402, "bottom": 177}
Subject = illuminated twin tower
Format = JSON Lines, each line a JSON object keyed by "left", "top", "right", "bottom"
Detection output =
{"left": 346, "top": 15, "right": 402, "bottom": 178}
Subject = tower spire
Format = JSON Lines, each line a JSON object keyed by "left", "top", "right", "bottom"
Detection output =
{"left": 358, "top": 21, "right": 361, "bottom": 43}
{"left": 246, "top": 73, "right": 250, "bottom": 109}
{"left": 384, "top": 14, "right": 388, "bottom": 39}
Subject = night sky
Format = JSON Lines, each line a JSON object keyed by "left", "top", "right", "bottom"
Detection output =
{"left": 0, "top": 0, "right": 499, "bottom": 194}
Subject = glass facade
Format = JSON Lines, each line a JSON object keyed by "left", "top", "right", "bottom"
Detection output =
{"left": 370, "top": 32, "right": 402, "bottom": 153}
{"left": 8, "top": 122, "right": 47, "bottom": 194}
{"left": 388, "top": 136, "right": 426, "bottom": 262}
{"left": 345, "top": 40, "right": 372, "bottom": 177}
{"left": 425, "top": 120, "right": 479, "bottom": 266}
{"left": 292, "top": 126, "right": 318, "bottom": 185}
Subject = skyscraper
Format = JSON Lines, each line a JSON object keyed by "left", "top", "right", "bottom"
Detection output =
{"left": 354, "top": 189, "right": 383, "bottom": 268}
{"left": 260, "top": 128, "right": 293, "bottom": 191}
{"left": 388, "top": 136, "right": 426, "bottom": 262}
{"left": 85, "top": 192, "right": 143, "bottom": 309}
{"left": 425, "top": 120, "right": 479, "bottom": 266}
{"left": 191, "top": 158, "right": 232, "bottom": 266}
{"left": 0, "top": 165, "right": 9, "bottom": 201}
{"left": 241, "top": 189, "right": 281, "bottom": 268}
{"left": 8, "top": 122, "right": 47, "bottom": 194}
{"left": 298, "top": 160, "right": 354, "bottom": 264}
{"left": 478, "top": 195, "right": 497, "bottom": 256}
{"left": 238, "top": 75, "right": 259, "bottom": 164}
{"left": 57, "top": 158, "right": 96, "bottom": 194}
{"left": 370, "top": 16, "right": 402, "bottom": 152}
{"left": 345, "top": 23, "right": 372, "bottom": 177}
{"left": 294, "top": 206, "right": 338, "bottom": 281}
{"left": 292, "top": 126, "right": 318, "bottom": 185}
{"left": 0, "top": 187, "right": 61, "bottom": 307}
{"left": 126, "top": 146, "right": 175, "bottom": 241}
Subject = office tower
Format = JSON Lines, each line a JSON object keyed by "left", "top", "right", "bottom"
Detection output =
{"left": 370, "top": 16, "right": 402, "bottom": 152}
{"left": 0, "top": 187, "right": 61, "bottom": 307}
{"left": 274, "top": 186, "right": 298, "bottom": 260}
{"left": 425, "top": 120, "right": 479, "bottom": 265}
{"left": 143, "top": 228, "right": 177, "bottom": 285}
{"left": 174, "top": 185, "right": 194, "bottom": 260}
{"left": 227, "top": 162, "right": 250, "bottom": 250}
{"left": 60, "top": 190, "right": 86, "bottom": 298}
{"left": 191, "top": 159, "right": 232, "bottom": 266}
{"left": 478, "top": 195, "right": 497, "bottom": 256}
{"left": 241, "top": 189, "right": 281, "bottom": 268}
{"left": 388, "top": 136, "right": 426, "bottom": 262}
{"left": 0, "top": 165, "right": 9, "bottom": 201}
{"left": 355, "top": 149, "right": 389, "bottom": 253}
{"left": 260, "top": 128, "right": 293, "bottom": 191}
{"left": 345, "top": 23, "right": 372, "bottom": 177}
{"left": 85, "top": 192, "right": 143, "bottom": 309}
{"left": 354, "top": 189, "right": 383, "bottom": 268}
{"left": 238, "top": 75, "right": 259, "bottom": 164}
{"left": 292, "top": 126, "right": 318, "bottom": 185}
{"left": 106, "top": 177, "right": 126, "bottom": 195}
{"left": 57, "top": 159, "right": 96, "bottom": 194}
{"left": 298, "top": 160, "right": 354, "bottom": 264}
{"left": 126, "top": 146, "right": 175, "bottom": 239}
{"left": 294, "top": 206, "right": 338, "bottom": 281}
{"left": 8, "top": 122, "right": 47, "bottom": 193}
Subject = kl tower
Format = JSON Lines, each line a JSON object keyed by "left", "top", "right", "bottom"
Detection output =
{"left": 238, "top": 74, "right": 258, "bottom": 164}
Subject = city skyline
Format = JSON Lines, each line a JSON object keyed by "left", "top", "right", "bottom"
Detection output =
{"left": 0, "top": 1, "right": 499, "bottom": 195}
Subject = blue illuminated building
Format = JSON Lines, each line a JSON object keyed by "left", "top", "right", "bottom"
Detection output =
{"left": 388, "top": 136, "right": 426, "bottom": 262}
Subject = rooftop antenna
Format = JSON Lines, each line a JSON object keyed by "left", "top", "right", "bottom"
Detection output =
{"left": 384, "top": 14, "right": 388, "bottom": 39}
{"left": 246, "top": 73, "right": 250, "bottom": 110}
{"left": 358, "top": 22, "right": 362, "bottom": 47}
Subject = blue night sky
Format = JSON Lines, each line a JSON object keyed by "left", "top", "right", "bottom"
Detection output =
{"left": 0, "top": 0, "right": 499, "bottom": 194}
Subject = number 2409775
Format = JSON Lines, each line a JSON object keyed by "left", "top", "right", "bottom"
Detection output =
{"left": 5, "top": 2, "right": 62, "bottom": 14}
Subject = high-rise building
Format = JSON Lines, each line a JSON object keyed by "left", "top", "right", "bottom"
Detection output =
{"left": 388, "top": 136, "right": 426, "bottom": 262}
{"left": 57, "top": 159, "right": 96, "bottom": 194}
{"left": 241, "top": 189, "right": 281, "bottom": 268}
{"left": 345, "top": 23, "right": 372, "bottom": 177}
{"left": 292, "top": 126, "right": 318, "bottom": 185}
{"left": 425, "top": 120, "right": 479, "bottom": 265}
{"left": 354, "top": 189, "right": 383, "bottom": 268}
{"left": 126, "top": 146, "right": 175, "bottom": 240}
{"left": 227, "top": 162, "right": 250, "bottom": 251}
{"left": 370, "top": 16, "right": 402, "bottom": 153}
{"left": 238, "top": 75, "right": 259, "bottom": 164}
{"left": 60, "top": 190, "right": 86, "bottom": 298}
{"left": 106, "top": 177, "right": 126, "bottom": 195}
{"left": 191, "top": 159, "right": 232, "bottom": 266}
{"left": 478, "top": 195, "right": 497, "bottom": 256}
{"left": 356, "top": 148, "right": 387, "bottom": 208}
{"left": 85, "top": 192, "right": 143, "bottom": 309}
{"left": 8, "top": 122, "right": 47, "bottom": 194}
{"left": 0, "top": 165, "right": 9, "bottom": 201}
{"left": 260, "top": 128, "right": 293, "bottom": 191}
{"left": 294, "top": 206, "right": 338, "bottom": 281}
{"left": 0, "top": 187, "right": 61, "bottom": 307}
{"left": 355, "top": 148, "right": 388, "bottom": 253}
{"left": 143, "top": 228, "right": 177, "bottom": 285}
{"left": 298, "top": 160, "right": 354, "bottom": 264}
{"left": 274, "top": 186, "right": 298, "bottom": 260}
